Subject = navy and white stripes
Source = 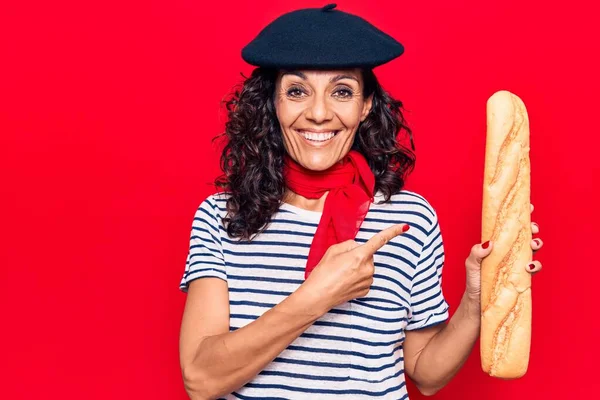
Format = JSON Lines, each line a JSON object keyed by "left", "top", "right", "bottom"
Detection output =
{"left": 180, "top": 190, "right": 449, "bottom": 399}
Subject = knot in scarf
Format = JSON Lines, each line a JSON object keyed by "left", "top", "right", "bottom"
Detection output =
{"left": 283, "top": 150, "right": 375, "bottom": 278}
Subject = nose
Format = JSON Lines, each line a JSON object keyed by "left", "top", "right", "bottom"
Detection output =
{"left": 304, "top": 92, "right": 333, "bottom": 123}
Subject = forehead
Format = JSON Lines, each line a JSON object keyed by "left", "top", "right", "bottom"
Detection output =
{"left": 278, "top": 68, "right": 362, "bottom": 81}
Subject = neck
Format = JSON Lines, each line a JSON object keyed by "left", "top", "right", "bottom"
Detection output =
{"left": 284, "top": 189, "right": 328, "bottom": 212}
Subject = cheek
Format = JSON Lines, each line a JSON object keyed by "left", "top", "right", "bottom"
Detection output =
{"left": 276, "top": 100, "right": 301, "bottom": 127}
{"left": 334, "top": 101, "right": 364, "bottom": 128}
{"left": 276, "top": 101, "right": 302, "bottom": 152}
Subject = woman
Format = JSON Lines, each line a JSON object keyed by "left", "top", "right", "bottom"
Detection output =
{"left": 178, "top": 4, "right": 544, "bottom": 400}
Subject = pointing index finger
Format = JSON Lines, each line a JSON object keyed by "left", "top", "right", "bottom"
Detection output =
{"left": 358, "top": 224, "right": 410, "bottom": 256}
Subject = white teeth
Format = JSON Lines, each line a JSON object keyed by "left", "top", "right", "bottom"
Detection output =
{"left": 299, "top": 130, "right": 337, "bottom": 142}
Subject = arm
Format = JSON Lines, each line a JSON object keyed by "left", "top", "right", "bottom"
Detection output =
{"left": 402, "top": 206, "right": 479, "bottom": 396}
{"left": 179, "top": 277, "right": 328, "bottom": 400}
{"left": 179, "top": 224, "right": 409, "bottom": 400}
{"left": 404, "top": 292, "right": 480, "bottom": 396}
{"left": 404, "top": 215, "right": 543, "bottom": 395}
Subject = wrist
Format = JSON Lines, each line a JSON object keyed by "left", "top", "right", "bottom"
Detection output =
{"left": 462, "top": 291, "right": 481, "bottom": 323}
{"left": 293, "top": 282, "right": 331, "bottom": 319}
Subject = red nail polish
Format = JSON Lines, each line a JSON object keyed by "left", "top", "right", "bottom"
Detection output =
{"left": 482, "top": 241, "right": 490, "bottom": 249}
{"left": 402, "top": 224, "right": 410, "bottom": 232}
{"left": 529, "top": 263, "right": 536, "bottom": 270}
{"left": 534, "top": 239, "right": 540, "bottom": 245}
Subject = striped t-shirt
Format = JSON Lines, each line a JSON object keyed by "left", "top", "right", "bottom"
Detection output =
{"left": 179, "top": 190, "right": 450, "bottom": 400}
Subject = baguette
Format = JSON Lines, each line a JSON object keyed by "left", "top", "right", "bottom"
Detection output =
{"left": 480, "top": 90, "right": 533, "bottom": 379}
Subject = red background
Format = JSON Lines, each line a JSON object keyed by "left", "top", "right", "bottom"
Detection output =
{"left": 1, "top": 0, "right": 598, "bottom": 398}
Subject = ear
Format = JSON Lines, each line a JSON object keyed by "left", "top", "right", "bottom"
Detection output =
{"left": 360, "top": 94, "right": 374, "bottom": 122}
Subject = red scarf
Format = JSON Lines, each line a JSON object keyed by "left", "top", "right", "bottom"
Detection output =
{"left": 283, "top": 150, "right": 375, "bottom": 278}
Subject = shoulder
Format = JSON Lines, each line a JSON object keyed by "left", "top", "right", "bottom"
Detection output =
{"left": 364, "top": 189, "right": 440, "bottom": 249}
{"left": 205, "top": 191, "right": 231, "bottom": 210}
{"left": 371, "top": 189, "right": 438, "bottom": 227}
{"left": 192, "top": 191, "right": 232, "bottom": 224}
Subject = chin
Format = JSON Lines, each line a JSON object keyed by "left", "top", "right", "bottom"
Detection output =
{"left": 295, "top": 151, "right": 346, "bottom": 172}
{"left": 284, "top": 129, "right": 356, "bottom": 171}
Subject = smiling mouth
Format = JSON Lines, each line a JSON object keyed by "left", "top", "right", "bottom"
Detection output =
{"left": 295, "top": 129, "right": 340, "bottom": 142}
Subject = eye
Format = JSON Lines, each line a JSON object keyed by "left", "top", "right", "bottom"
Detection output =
{"left": 333, "top": 87, "right": 354, "bottom": 99}
{"left": 286, "top": 86, "right": 306, "bottom": 98}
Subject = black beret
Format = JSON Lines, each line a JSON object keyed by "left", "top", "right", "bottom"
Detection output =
{"left": 241, "top": 3, "right": 404, "bottom": 69}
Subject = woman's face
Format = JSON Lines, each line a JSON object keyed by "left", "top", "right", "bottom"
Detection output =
{"left": 275, "top": 69, "right": 373, "bottom": 171}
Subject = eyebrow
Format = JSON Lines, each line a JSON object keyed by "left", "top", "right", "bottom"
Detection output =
{"left": 281, "top": 71, "right": 359, "bottom": 84}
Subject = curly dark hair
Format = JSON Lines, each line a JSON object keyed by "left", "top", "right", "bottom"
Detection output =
{"left": 214, "top": 67, "right": 416, "bottom": 240}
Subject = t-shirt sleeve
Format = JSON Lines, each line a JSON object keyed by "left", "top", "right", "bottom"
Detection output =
{"left": 406, "top": 208, "right": 450, "bottom": 330}
{"left": 179, "top": 196, "right": 227, "bottom": 293}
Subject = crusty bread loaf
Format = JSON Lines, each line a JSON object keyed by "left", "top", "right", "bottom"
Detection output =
{"left": 480, "top": 90, "right": 532, "bottom": 379}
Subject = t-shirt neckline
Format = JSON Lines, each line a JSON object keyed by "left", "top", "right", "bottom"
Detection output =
{"left": 279, "top": 191, "right": 384, "bottom": 223}
{"left": 279, "top": 202, "right": 323, "bottom": 223}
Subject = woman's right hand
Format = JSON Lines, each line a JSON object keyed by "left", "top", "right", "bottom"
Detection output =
{"left": 302, "top": 223, "right": 410, "bottom": 312}
{"left": 180, "top": 225, "right": 411, "bottom": 400}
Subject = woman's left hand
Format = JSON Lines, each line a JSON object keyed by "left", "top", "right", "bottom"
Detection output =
{"left": 465, "top": 203, "right": 543, "bottom": 301}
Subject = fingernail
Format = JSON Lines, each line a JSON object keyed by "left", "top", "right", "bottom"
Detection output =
{"left": 534, "top": 239, "right": 541, "bottom": 245}
{"left": 482, "top": 240, "right": 490, "bottom": 249}
{"left": 402, "top": 224, "right": 410, "bottom": 232}
{"left": 529, "top": 263, "right": 536, "bottom": 270}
